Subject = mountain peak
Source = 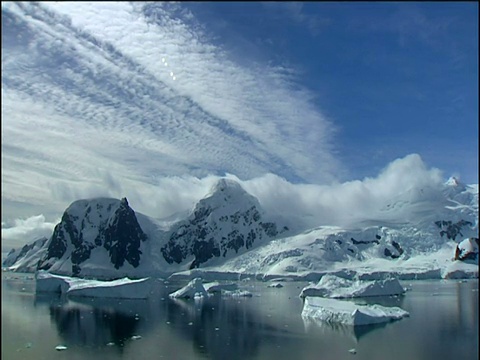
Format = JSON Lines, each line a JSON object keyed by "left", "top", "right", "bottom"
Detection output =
{"left": 161, "top": 178, "right": 282, "bottom": 268}
{"left": 37, "top": 196, "right": 147, "bottom": 276}
{"left": 200, "top": 178, "right": 259, "bottom": 210}
{"left": 446, "top": 177, "right": 466, "bottom": 190}
{"left": 209, "top": 178, "right": 246, "bottom": 197}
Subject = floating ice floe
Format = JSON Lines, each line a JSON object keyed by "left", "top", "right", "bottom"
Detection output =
{"left": 67, "top": 278, "right": 156, "bottom": 299}
{"left": 169, "top": 278, "right": 252, "bottom": 298}
{"left": 300, "top": 274, "right": 405, "bottom": 298}
{"left": 221, "top": 290, "right": 253, "bottom": 297}
{"left": 169, "top": 278, "right": 208, "bottom": 299}
{"left": 203, "top": 281, "right": 238, "bottom": 293}
{"left": 35, "top": 270, "right": 86, "bottom": 294}
{"left": 55, "top": 345, "right": 68, "bottom": 351}
{"left": 301, "top": 297, "right": 409, "bottom": 326}
{"left": 268, "top": 282, "right": 284, "bottom": 288}
{"left": 35, "top": 270, "right": 158, "bottom": 299}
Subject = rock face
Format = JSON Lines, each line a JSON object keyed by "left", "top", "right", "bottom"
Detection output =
{"left": 161, "top": 179, "right": 286, "bottom": 268}
{"left": 37, "top": 197, "right": 147, "bottom": 276}
{"left": 455, "top": 237, "right": 479, "bottom": 262}
{"left": 435, "top": 220, "right": 473, "bottom": 241}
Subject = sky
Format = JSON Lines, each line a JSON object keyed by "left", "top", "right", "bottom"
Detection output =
{"left": 1, "top": 2, "right": 478, "bottom": 250}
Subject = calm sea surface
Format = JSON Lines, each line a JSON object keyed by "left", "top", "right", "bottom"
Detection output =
{"left": 1, "top": 272, "right": 478, "bottom": 360}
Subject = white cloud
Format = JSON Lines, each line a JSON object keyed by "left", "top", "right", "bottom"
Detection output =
{"left": 1, "top": 154, "right": 449, "bottom": 252}
{"left": 2, "top": 3, "right": 470, "bottom": 244}
{"left": 1, "top": 215, "right": 58, "bottom": 251}
{"left": 1, "top": 1, "right": 344, "bottom": 228}
{"left": 5, "top": 1, "right": 338, "bottom": 181}
{"left": 240, "top": 153, "right": 445, "bottom": 229}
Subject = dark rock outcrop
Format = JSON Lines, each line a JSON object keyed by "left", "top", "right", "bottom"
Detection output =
{"left": 161, "top": 179, "right": 284, "bottom": 268}
{"left": 38, "top": 197, "right": 147, "bottom": 275}
{"left": 435, "top": 220, "right": 473, "bottom": 241}
{"left": 454, "top": 237, "right": 479, "bottom": 261}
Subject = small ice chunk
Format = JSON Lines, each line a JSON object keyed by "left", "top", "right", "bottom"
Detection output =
{"left": 221, "top": 290, "right": 253, "bottom": 297}
{"left": 55, "top": 345, "right": 68, "bottom": 351}
{"left": 349, "top": 348, "right": 357, "bottom": 354}
{"left": 268, "top": 283, "right": 284, "bottom": 288}
{"left": 131, "top": 335, "right": 142, "bottom": 340}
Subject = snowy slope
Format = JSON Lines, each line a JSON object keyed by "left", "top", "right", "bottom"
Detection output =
{"left": 2, "top": 237, "right": 48, "bottom": 272}
{"left": 172, "top": 178, "right": 478, "bottom": 281}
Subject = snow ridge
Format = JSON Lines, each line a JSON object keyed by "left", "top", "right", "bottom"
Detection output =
{"left": 160, "top": 179, "right": 288, "bottom": 269}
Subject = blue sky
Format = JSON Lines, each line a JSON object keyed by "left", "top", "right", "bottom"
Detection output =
{"left": 186, "top": 2, "right": 478, "bottom": 180}
{"left": 1, "top": 2, "right": 478, "bottom": 247}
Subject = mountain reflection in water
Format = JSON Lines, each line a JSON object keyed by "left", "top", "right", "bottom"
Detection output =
{"left": 3, "top": 275, "right": 478, "bottom": 360}
{"left": 35, "top": 286, "right": 293, "bottom": 359}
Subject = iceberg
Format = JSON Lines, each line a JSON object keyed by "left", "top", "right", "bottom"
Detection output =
{"left": 268, "top": 282, "right": 284, "bottom": 288}
{"left": 35, "top": 270, "right": 86, "bottom": 294}
{"left": 203, "top": 281, "right": 238, "bottom": 293}
{"left": 301, "top": 297, "right": 409, "bottom": 326}
{"left": 169, "top": 278, "right": 253, "bottom": 298}
{"left": 169, "top": 278, "right": 208, "bottom": 299}
{"left": 35, "top": 270, "right": 159, "bottom": 299}
{"left": 300, "top": 274, "right": 405, "bottom": 298}
{"left": 66, "top": 277, "right": 157, "bottom": 299}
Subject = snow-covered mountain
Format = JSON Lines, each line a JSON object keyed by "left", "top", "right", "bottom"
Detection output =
{"left": 35, "top": 197, "right": 151, "bottom": 277}
{"left": 3, "top": 236, "right": 48, "bottom": 272}
{"left": 3, "top": 179, "right": 288, "bottom": 278}
{"left": 161, "top": 179, "right": 288, "bottom": 268}
{"left": 3, "top": 178, "right": 478, "bottom": 280}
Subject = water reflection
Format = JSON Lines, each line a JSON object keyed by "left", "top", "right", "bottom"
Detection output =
{"left": 38, "top": 290, "right": 286, "bottom": 359}
{"left": 166, "top": 296, "right": 265, "bottom": 359}
{"left": 3, "top": 275, "right": 478, "bottom": 360}
{"left": 302, "top": 315, "right": 389, "bottom": 342}
{"left": 50, "top": 301, "right": 140, "bottom": 350}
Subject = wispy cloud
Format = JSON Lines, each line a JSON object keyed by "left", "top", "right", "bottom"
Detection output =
{"left": 2, "top": 2, "right": 341, "bottom": 223}
{"left": 2, "top": 2, "right": 475, "bottom": 250}
{"left": 261, "top": 2, "right": 331, "bottom": 37}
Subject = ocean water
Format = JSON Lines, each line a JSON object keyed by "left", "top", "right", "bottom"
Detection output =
{"left": 1, "top": 273, "right": 478, "bottom": 360}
